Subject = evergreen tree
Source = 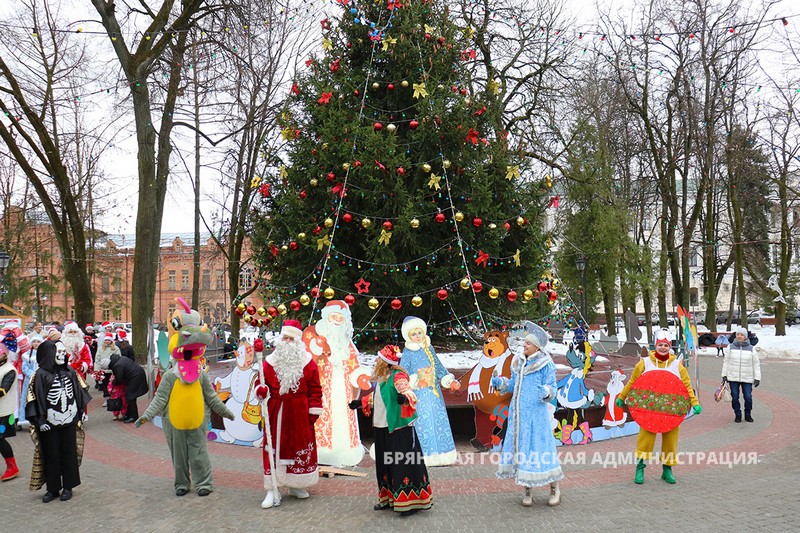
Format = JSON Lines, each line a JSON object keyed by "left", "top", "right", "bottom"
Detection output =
{"left": 251, "top": 0, "right": 547, "bottom": 341}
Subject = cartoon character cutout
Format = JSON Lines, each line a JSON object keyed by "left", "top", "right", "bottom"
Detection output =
{"left": 556, "top": 342, "right": 598, "bottom": 445}
{"left": 601, "top": 370, "right": 628, "bottom": 428}
{"left": 459, "top": 330, "right": 514, "bottom": 451}
{"left": 213, "top": 340, "right": 263, "bottom": 446}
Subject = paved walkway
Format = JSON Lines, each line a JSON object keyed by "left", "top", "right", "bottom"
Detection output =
{"left": 3, "top": 356, "right": 799, "bottom": 532}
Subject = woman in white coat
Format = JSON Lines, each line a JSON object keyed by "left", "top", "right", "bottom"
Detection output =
{"left": 722, "top": 327, "right": 761, "bottom": 423}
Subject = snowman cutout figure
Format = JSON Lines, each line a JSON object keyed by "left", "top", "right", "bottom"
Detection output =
{"left": 214, "top": 341, "right": 263, "bottom": 446}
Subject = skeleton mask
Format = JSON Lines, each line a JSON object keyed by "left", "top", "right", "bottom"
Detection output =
{"left": 55, "top": 341, "right": 67, "bottom": 366}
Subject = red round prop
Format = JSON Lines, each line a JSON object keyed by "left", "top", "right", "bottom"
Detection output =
{"left": 290, "top": 300, "right": 301, "bottom": 311}
{"left": 246, "top": 305, "right": 256, "bottom": 316}
{"left": 344, "top": 294, "right": 356, "bottom": 305}
{"left": 472, "top": 217, "right": 482, "bottom": 227}
{"left": 391, "top": 298, "right": 402, "bottom": 310}
{"left": 409, "top": 119, "right": 419, "bottom": 130}
{"left": 472, "top": 281, "right": 483, "bottom": 292}
{"left": 507, "top": 290, "right": 517, "bottom": 302}
{"left": 289, "top": 241, "right": 298, "bottom": 250}
{"left": 267, "top": 306, "right": 279, "bottom": 318}
{"left": 537, "top": 281, "right": 549, "bottom": 292}
{"left": 437, "top": 289, "right": 448, "bottom": 301}
{"left": 435, "top": 213, "right": 446, "bottom": 223}
{"left": 342, "top": 213, "right": 353, "bottom": 223}
{"left": 625, "top": 369, "right": 691, "bottom": 434}
{"left": 373, "top": 122, "right": 383, "bottom": 132}
{"left": 382, "top": 221, "right": 394, "bottom": 231}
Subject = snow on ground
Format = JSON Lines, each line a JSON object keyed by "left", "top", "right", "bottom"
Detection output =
{"left": 354, "top": 323, "right": 800, "bottom": 369}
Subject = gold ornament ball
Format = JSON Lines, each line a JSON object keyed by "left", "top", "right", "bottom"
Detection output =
{"left": 460, "top": 277, "right": 471, "bottom": 290}
{"left": 454, "top": 211, "right": 464, "bottom": 222}
{"left": 411, "top": 296, "right": 423, "bottom": 307}
{"left": 323, "top": 287, "right": 335, "bottom": 299}
{"left": 257, "top": 307, "right": 267, "bottom": 317}
{"left": 552, "top": 279, "right": 562, "bottom": 289}
{"left": 488, "top": 223, "right": 497, "bottom": 229}
{"left": 277, "top": 304, "right": 287, "bottom": 315}
{"left": 464, "top": 97, "right": 472, "bottom": 105}
{"left": 410, "top": 218, "right": 420, "bottom": 229}
{"left": 280, "top": 245, "right": 288, "bottom": 251}
{"left": 443, "top": 159, "right": 451, "bottom": 169}
{"left": 547, "top": 298, "right": 556, "bottom": 306}
{"left": 401, "top": 80, "right": 409, "bottom": 88}
{"left": 342, "top": 162, "right": 350, "bottom": 170}
{"left": 361, "top": 217, "right": 372, "bottom": 229}
{"left": 324, "top": 217, "right": 334, "bottom": 228}
{"left": 310, "top": 178, "right": 318, "bottom": 187}
{"left": 372, "top": 82, "right": 380, "bottom": 90}
{"left": 516, "top": 216, "right": 525, "bottom": 226}
{"left": 422, "top": 163, "right": 432, "bottom": 173}
{"left": 237, "top": 302, "right": 246, "bottom": 312}
{"left": 523, "top": 289, "right": 534, "bottom": 301}
{"left": 368, "top": 297, "right": 380, "bottom": 310}
{"left": 243, "top": 314, "right": 251, "bottom": 322}
{"left": 299, "top": 294, "right": 311, "bottom": 306}
{"left": 489, "top": 287, "right": 499, "bottom": 299}
{"left": 297, "top": 232, "right": 306, "bottom": 240}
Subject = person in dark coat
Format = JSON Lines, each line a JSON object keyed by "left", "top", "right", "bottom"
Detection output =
{"left": 26, "top": 340, "right": 91, "bottom": 502}
{"left": 115, "top": 330, "right": 135, "bottom": 361}
{"left": 106, "top": 353, "right": 148, "bottom": 423}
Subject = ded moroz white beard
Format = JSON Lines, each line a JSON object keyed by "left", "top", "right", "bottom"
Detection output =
{"left": 61, "top": 332, "right": 84, "bottom": 355}
{"left": 316, "top": 317, "right": 354, "bottom": 359}
{"left": 272, "top": 339, "right": 308, "bottom": 395}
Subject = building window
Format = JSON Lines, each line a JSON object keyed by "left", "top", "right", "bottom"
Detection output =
{"left": 181, "top": 270, "right": 190, "bottom": 290}
{"left": 201, "top": 305, "right": 211, "bottom": 322}
{"left": 113, "top": 277, "right": 122, "bottom": 292}
{"left": 689, "top": 248, "right": 699, "bottom": 267}
{"left": 101, "top": 276, "right": 110, "bottom": 292}
{"left": 114, "top": 307, "right": 122, "bottom": 321}
{"left": 216, "top": 270, "right": 224, "bottom": 290}
{"left": 202, "top": 270, "right": 211, "bottom": 290}
{"left": 238, "top": 269, "right": 251, "bottom": 290}
{"left": 102, "top": 308, "right": 110, "bottom": 321}
{"left": 168, "top": 270, "right": 176, "bottom": 290}
{"left": 168, "top": 304, "right": 176, "bottom": 317}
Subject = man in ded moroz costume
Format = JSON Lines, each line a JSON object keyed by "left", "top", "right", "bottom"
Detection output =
{"left": 617, "top": 329, "right": 701, "bottom": 484}
{"left": 255, "top": 319, "right": 323, "bottom": 509}
{"left": 303, "top": 300, "right": 370, "bottom": 466}
{"left": 61, "top": 322, "right": 92, "bottom": 381}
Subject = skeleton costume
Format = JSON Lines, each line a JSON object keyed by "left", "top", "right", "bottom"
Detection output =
{"left": 26, "top": 340, "right": 91, "bottom": 501}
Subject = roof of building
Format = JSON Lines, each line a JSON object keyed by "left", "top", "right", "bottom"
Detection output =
{"left": 101, "top": 232, "right": 215, "bottom": 250}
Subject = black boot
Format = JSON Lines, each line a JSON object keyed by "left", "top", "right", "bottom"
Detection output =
{"left": 734, "top": 415, "right": 741, "bottom": 423}
{"left": 745, "top": 415, "right": 754, "bottom": 422}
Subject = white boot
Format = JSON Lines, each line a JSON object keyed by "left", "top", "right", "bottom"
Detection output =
{"left": 522, "top": 487, "right": 533, "bottom": 507}
{"left": 548, "top": 482, "right": 561, "bottom": 506}
{"left": 288, "top": 488, "right": 310, "bottom": 499}
{"left": 261, "top": 490, "right": 275, "bottom": 509}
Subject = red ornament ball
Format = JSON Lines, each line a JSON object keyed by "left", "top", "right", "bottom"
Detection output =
{"left": 391, "top": 298, "right": 402, "bottom": 310}
{"left": 503, "top": 222, "right": 511, "bottom": 231}
{"left": 290, "top": 300, "right": 301, "bottom": 311}
{"left": 289, "top": 241, "right": 298, "bottom": 250}
{"left": 507, "top": 290, "right": 517, "bottom": 302}
{"left": 537, "top": 281, "right": 550, "bottom": 292}
{"left": 299, "top": 190, "right": 307, "bottom": 199}
{"left": 387, "top": 83, "right": 395, "bottom": 90}
{"left": 353, "top": 160, "right": 362, "bottom": 168}
{"left": 409, "top": 119, "right": 419, "bottom": 130}
{"left": 353, "top": 89, "right": 360, "bottom": 96}
{"left": 310, "top": 287, "right": 320, "bottom": 298}
{"left": 435, "top": 213, "right": 446, "bottom": 223}
{"left": 472, "top": 281, "right": 483, "bottom": 293}
{"left": 382, "top": 221, "right": 394, "bottom": 231}
{"left": 267, "top": 306, "right": 279, "bottom": 317}
{"left": 343, "top": 213, "right": 353, "bottom": 223}
{"left": 472, "top": 217, "right": 483, "bottom": 227}
{"left": 397, "top": 167, "right": 405, "bottom": 175}
{"left": 246, "top": 305, "right": 257, "bottom": 316}
{"left": 234, "top": 307, "right": 244, "bottom": 317}
{"left": 344, "top": 293, "right": 356, "bottom": 305}
{"left": 548, "top": 290, "right": 558, "bottom": 301}
{"left": 374, "top": 122, "right": 383, "bottom": 132}
{"left": 437, "top": 289, "right": 448, "bottom": 301}
{"left": 313, "top": 225, "right": 322, "bottom": 235}
{"left": 327, "top": 172, "right": 336, "bottom": 181}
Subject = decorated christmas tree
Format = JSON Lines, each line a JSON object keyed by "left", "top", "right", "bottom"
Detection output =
{"left": 251, "top": 0, "right": 552, "bottom": 343}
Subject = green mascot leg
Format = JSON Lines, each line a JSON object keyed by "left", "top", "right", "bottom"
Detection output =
{"left": 187, "top": 426, "right": 214, "bottom": 493}
{"left": 164, "top": 420, "right": 191, "bottom": 492}
{"left": 634, "top": 459, "right": 646, "bottom": 484}
{"left": 661, "top": 465, "right": 676, "bottom": 484}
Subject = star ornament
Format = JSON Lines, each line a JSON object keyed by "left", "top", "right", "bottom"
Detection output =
{"left": 487, "top": 78, "right": 500, "bottom": 95}
{"left": 505, "top": 165, "right": 520, "bottom": 180}
{"left": 354, "top": 278, "right": 371, "bottom": 294}
{"left": 322, "top": 37, "right": 333, "bottom": 51}
{"left": 427, "top": 173, "right": 441, "bottom": 190}
{"left": 513, "top": 249, "right": 521, "bottom": 267}
{"left": 250, "top": 175, "right": 262, "bottom": 188}
{"left": 279, "top": 165, "right": 288, "bottom": 178}
{"left": 412, "top": 82, "right": 428, "bottom": 99}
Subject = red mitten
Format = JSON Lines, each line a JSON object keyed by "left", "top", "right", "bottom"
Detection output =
{"left": 255, "top": 385, "right": 268, "bottom": 399}
{"left": 254, "top": 339, "right": 264, "bottom": 353}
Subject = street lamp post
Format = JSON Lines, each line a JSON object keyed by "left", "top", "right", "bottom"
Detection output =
{"left": 575, "top": 254, "right": 587, "bottom": 322}
{"left": 0, "top": 251, "right": 9, "bottom": 306}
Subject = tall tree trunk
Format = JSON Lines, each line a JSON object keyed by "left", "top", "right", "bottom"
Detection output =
{"left": 191, "top": 41, "right": 201, "bottom": 309}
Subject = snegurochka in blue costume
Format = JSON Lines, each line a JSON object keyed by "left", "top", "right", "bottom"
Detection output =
{"left": 400, "top": 316, "right": 459, "bottom": 466}
{"left": 492, "top": 323, "right": 563, "bottom": 507}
